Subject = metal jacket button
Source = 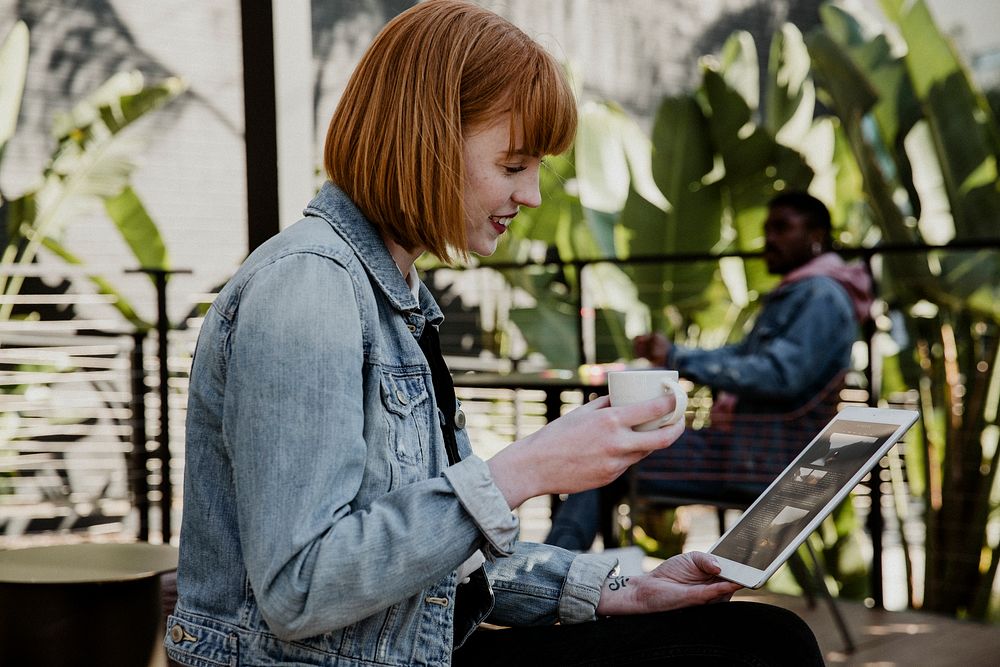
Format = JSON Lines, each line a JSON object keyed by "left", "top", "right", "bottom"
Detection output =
{"left": 454, "top": 409, "right": 466, "bottom": 429}
{"left": 407, "top": 323, "right": 417, "bottom": 333}
{"left": 396, "top": 389, "right": 408, "bottom": 404}
{"left": 170, "top": 625, "right": 185, "bottom": 643}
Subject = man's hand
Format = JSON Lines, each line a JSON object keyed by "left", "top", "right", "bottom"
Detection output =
{"left": 595, "top": 552, "right": 742, "bottom": 616}
{"left": 633, "top": 333, "right": 671, "bottom": 367}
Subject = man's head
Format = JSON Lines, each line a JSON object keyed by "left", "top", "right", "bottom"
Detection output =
{"left": 762, "top": 192, "right": 833, "bottom": 275}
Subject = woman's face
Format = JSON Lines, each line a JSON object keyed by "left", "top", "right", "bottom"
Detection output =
{"left": 462, "top": 114, "right": 542, "bottom": 256}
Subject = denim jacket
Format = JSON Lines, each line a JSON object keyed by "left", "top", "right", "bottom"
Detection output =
{"left": 669, "top": 273, "right": 858, "bottom": 416}
{"left": 165, "top": 182, "right": 616, "bottom": 667}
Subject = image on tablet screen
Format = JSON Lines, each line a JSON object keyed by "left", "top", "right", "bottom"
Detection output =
{"left": 712, "top": 419, "right": 899, "bottom": 571}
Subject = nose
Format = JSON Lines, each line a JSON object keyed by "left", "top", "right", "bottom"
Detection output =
{"left": 514, "top": 169, "right": 542, "bottom": 209}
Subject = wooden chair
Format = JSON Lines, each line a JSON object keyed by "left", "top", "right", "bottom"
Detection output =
{"left": 623, "top": 370, "right": 857, "bottom": 653}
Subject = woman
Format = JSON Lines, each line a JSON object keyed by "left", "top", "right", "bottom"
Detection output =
{"left": 166, "top": 1, "right": 824, "bottom": 665}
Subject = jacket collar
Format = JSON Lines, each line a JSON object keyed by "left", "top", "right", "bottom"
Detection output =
{"left": 304, "top": 181, "right": 443, "bottom": 324}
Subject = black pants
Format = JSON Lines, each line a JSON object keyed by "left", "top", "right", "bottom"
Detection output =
{"left": 453, "top": 602, "right": 824, "bottom": 666}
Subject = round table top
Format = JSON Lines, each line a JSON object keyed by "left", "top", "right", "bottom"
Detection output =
{"left": 0, "top": 542, "right": 178, "bottom": 584}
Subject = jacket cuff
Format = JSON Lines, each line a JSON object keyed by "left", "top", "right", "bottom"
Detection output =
{"left": 442, "top": 455, "right": 518, "bottom": 559}
{"left": 558, "top": 552, "right": 619, "bottom": 624}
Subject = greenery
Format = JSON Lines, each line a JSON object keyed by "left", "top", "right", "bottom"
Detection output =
{"left": 479, "top": 0, "right": 998, "bottom": 619}
{"left": 0, "top": 21, "right": 184, "bottom": 507}
{"left": 0, "top": 20, "right": 184, "bottom": 329}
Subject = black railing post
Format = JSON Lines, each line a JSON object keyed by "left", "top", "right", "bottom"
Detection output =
{"left": 153, "top": 270, "right": 173, "bottom": 543}
{"left": 128, "top": 267, "right": 191, "bottom": 544}
{"left": 129, "top": 330, "right": 150, "bottom": 541}
{"left": 240, "top": 0, "right": 281, "bottom": 253}
{"left": 862, "top": 251, "right": 885, "bottom": 608}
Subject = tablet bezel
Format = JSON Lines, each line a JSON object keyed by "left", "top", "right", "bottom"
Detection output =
{"left": 707, "top": 406, "right": 919, "bottom": 589}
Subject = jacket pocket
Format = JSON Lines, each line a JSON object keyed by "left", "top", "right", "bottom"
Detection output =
{"left": 380, "top": 368, "right": 431, "bottom": 475}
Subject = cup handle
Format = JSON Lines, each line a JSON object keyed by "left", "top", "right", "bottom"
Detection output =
{"left": 661, "top": 380, "right": 688, "bottom": 425}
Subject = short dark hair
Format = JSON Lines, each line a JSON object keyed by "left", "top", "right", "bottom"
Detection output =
{"left": 768, "top": 191, "right": 832, "bottom": 241}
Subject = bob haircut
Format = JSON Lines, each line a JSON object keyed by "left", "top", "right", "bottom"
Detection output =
{"left": 324, "top": 0, "right": 577, "bottom": 263}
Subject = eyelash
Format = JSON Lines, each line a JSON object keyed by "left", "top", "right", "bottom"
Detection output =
{"left": 504, "top": 165, "right": 527, "bottom": 175}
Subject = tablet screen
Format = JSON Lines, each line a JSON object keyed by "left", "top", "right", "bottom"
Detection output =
{"left": 711, "top": 418, "right": 900, "bottom": 570}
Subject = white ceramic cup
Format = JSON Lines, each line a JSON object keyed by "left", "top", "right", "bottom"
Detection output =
{"left": 607, "top": 370, "right": 688, "bottom": 432}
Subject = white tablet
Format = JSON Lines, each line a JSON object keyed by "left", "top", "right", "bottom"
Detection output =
{"left": 708, "top": 406, "right": 919, "bottom": 589}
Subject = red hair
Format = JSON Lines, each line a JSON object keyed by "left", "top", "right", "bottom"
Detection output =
{"left": 324, "top": 0, "right": 577, "bottom": 262}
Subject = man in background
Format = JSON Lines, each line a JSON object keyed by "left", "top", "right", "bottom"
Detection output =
{"left": 546, "top": 191, "right": 874, "bottom": 552}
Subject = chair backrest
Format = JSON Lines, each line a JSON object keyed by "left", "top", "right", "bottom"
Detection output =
{"left": 634, "top": 370, "right": 849, "bottom": 498}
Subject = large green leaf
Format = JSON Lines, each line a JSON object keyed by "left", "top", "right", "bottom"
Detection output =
{"left": 718, "top": 31, "right": 759, "bottom": 112}
{"left": 805, "top": 30, "right": 878, "bottom": 122}
{"left": 807, "top": 26, "right": 934, "bottom": 307}
{"left": 574, "top": 102, "right": 668, "bottom": 259}
{"left": 104, "top": 185, "right": 170, "bottom": 272}
{"left": 0, "top": 72, "right": 184, "bottom": 310}
{"left": 650, "top": 96, "right": 716, "bottom": 206}
{"left": 881, "top": 0, "right": 1000, "bottom": 243}
{"left": 575, "top": 102, "right": 633, "bottom": 216}
{"left": 0, "top": 21, "right": 28, "bottom": 165}
{"left": 819, "top": 4, "right": 921, "bottom": 151}
{"left": 765, "top": 23, "right": 815, "bottom": 150}
{"left": 508, "top": 284, "right": 580, "bottom": 370}
{"left": 631, "top": 95, "right": 723, "bottom": 330}
{"left": 701, "top": 68, "right": 813, "bottom": 208}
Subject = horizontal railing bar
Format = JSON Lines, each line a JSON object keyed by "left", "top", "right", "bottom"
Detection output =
{"left": 10, "top": 424, "right": 131, "bottom": 437}
{"left": 5, "top": 442, "right": 131, "bottom": 453}
{"left": 0, "top": 320, "right": 131, "bottom": 333}
{"left": 0, "top": 344, "right": 128, "bottom": 356}
{"left": 0, "top": 352, "right": 131, "bottom": 369}
{"left": 425, "top": 238, "right": 1000, "bottom": 273}
{"left": 0, "top": 370, "right": 123, "bottom": 385}
{"left": 0, "top": 459, "right": 128, "bottom": 471}
{"left": 0, "top": 294, "right": 119, "bottom": 305}
{"left": 0, "top": 391, "right": 131, "bottom": 404}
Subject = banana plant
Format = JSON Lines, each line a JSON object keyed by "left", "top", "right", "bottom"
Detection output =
{"left": 0, "top": 22, "right": 184, "bottom": 515}
{"left": 622, "top": 27, "right": 824, "bottom": 348}
{"left": 808, "top": 0, "right": 1000, "bottom": 618}
{"left": 0, "top": 21, "right": 185, "bottom": 330}
{"left": 480, "top": 102, "right": 660, "bottom": 367}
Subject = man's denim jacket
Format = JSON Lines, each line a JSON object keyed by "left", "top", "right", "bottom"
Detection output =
{"left": 165, "top": 182, "right": 616, "bottom": 667}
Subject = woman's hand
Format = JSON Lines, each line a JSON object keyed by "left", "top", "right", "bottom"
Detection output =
{"left": 487, "top": 393, "right": 684, "bottom": 509}
{"left": 595, "top": 552, "right": 742, "bottom": 616}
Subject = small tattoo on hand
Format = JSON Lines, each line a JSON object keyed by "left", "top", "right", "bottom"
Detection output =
{"left": 607, "top": 576, "right": 630, "bottom": 591}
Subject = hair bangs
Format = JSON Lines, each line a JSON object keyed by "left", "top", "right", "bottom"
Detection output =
{"left": 512, "top": 53, "right": 577, "bottom": 158}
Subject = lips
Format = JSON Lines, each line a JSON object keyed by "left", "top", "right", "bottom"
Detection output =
{"left": 489, "top": 212, "right": 517, "bottom": 233}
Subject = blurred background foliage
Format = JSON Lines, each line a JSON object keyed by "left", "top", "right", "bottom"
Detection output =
{"left": 466, "top": 0, "right": 999, "bottom": 619}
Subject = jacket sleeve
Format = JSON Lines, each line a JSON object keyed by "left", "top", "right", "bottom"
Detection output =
{"left": 223, "top": 252, "right": 516, "bottom": 640}
{"left": 484, "top": 542, "right": 618, "bottom": 626}
{"left": 668, "top": 278, "right": 855, "bottom": 399}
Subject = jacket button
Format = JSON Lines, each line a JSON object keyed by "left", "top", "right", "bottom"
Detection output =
{"left": 425, "top": 596, "right": 449, "bottom": 607}
{"left": 407, "top": 324, "right": 417, "bottom": 333}
{"left": 454, "top": 409, "right": 467, "bottom": 429}
{"left": 396, "top": 389, "right": 408, "bottom": 404}
{"left": 170, "top": 624, "right": 185, "bottom": 643}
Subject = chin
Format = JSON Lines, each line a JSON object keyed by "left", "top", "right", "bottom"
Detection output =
{"left": 470, "top": 239, "right": 499, "bottom": 257}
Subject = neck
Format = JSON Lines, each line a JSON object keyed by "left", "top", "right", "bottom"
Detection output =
{"left": 384, "top": 236, "right": 422, "bottom": 278}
